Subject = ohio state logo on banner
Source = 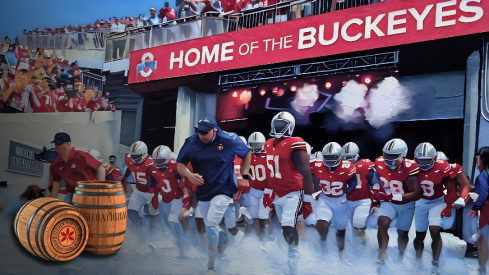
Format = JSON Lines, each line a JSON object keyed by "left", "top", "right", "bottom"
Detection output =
{"left": 136, "top": 53, "right": 157, "bottom": 77}
{"left": 129, "top": 0, "right": 489, "bottom": 84}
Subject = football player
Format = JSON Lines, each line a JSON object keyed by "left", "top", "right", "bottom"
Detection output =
{"left": 149, "top": 145, "right": 191, "bottom": 255}
{"left": 413, "top": 143, "right": 470, "bottom": 273}
{"left": 264, "top": 111, "right": 315, "bottom": 274}
{"left": 371, "top": 138, "right": 421, "bottom": 264}
{"left": 87, "top": 149, "right": 121, "bottom": 181}
{"left": 310, "top": 142, "right": 357, "bottom": 257}
{"left": 121, "top": 141, "right": 159, "bottom": 226}
{"left": 243, "top": 132, "right": 271, "bottom": 238}
{"left": 341, "top": 142, "right": 380, "bottom": 244}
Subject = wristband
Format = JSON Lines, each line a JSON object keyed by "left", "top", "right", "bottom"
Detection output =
{"left": 392, "top": 194, "right": 403, "bottom": 202}
{"left": 242, "top": 174, "right": 250, "bottom": 180}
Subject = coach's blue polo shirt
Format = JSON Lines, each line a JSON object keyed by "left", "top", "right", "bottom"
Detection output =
{"left": 177, "top": 127, "right": 251, "bottom": 201}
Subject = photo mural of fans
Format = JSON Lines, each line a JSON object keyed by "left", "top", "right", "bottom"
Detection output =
{"left": 0, "top": 37, "right": 115, "bottom": 113}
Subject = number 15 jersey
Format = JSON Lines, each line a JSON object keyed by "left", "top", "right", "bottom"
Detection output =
{"left": 265, "top": 137, "right": 307, "bottom": 197}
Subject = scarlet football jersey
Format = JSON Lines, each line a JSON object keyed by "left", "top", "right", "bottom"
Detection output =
{"left": 124, "top": 153, "right": 154, "bottom": 193}
{"left": 103, "top": 163, "right": 121, "bottom": 180}
{"left": 249, "top": 152, "right": 269, "bottom": 191}
{"left": 265, "top": 137, "right": 307, "bottom": 197}
{"left": 375, "top": 156, "right": 419, "bottom": 202}
{"left": 310, "top": 160, "right": 356, "bottom": 198}
{"left": 417, "top": 159, "right": 455, "bottom": 200}
{"left": 148, "top": 159, "right": 184, "bottom": 203}
{"left": 347, "top": 159, "right": 374, "bottom": 201}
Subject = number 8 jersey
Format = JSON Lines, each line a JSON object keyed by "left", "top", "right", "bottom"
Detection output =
{"left": 416, "top": 159, "right": 455, "bottom": 200}
{"left": 265, "top": 137, "right": 308, "bottom": 197}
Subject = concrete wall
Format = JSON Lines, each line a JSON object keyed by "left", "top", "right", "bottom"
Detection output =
{"left": 0, "top": 111, "right": 122, "bottom": 191}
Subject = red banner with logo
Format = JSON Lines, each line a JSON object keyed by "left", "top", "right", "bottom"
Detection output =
{"left": 129, "top": 0, "right": 489, "bottom": 84}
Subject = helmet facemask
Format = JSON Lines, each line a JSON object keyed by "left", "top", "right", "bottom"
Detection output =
{"left": 270, "top": 118, "right": 291, "bottom": 138}
{"left": 342, "top": 154, "right": 359, "bottom": 164}
{"left": 131, "top": 153, "right": 147, "bottom": 164}
{"left": 415, "top": 157, "right": 435, "bottom": 171}
{"left": 323, "top": 154, "right": 341, "bottom": 168}
{"left": 383, "top": 152, "right": 403, "bottom": 170}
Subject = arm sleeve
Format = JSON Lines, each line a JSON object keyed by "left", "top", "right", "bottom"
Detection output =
{"left": 148, "top": 175, "right": 157, "bottom": 188}
{"left": 346, "top": 176, "right": 357, "bottom": 194}
{"left": 367, "top": 169, "right": 380, "bottom": 187}
{"left": 472, "top": 173, "right": 489, "bottom": 210}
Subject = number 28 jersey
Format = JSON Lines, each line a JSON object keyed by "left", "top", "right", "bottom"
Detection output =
{"left": 265, "top": 137, "right": 307, "bottom": 197}
{"left": 310, "top": 160, "right": 356, "bottom": 198}
{"left": 375, "top": 156, "right": 419, "bottom": 202}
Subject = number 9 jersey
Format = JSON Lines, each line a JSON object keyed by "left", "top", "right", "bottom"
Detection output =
{"left": 265, "top": 137, "right": 308, "bottom": 197}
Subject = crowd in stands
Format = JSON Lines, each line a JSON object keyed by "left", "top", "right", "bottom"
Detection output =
{"left": 19, "top": 0, "right": 387, "bottom": 37}
{"left": 0, "top": 38, "right": 115, "bottom": 113}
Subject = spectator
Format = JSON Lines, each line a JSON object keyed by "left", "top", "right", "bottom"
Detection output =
{"left": 49, "top": 132, "right": 106, "bottom": 204}
{"left": 148, "top": 7, "right": 162, "bottom": 25}
{"left": 159, "top": 2, "right": 176, "bottom": 22}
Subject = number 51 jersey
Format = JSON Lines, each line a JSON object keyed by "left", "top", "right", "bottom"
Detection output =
{"left": 265, "top": 137, "right": 308, "bottom": 198}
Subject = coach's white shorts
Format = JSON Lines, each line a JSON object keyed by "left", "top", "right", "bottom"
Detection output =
{"left": 128, "top": 185, "right": 161, "bottom": 216}
{"left": 347, "top": 198, "right": 371, "bottom": 229}
{"left": 415, "top": 197, "right": 454, "bottom": 231}
{"left": 273, "top": 191, "right": 302, "bottom": 227}
{"left": 463, "top": 201, "right": 479, "bottom": 244}
{"left": 376, "top": 201, "right": 415, "bottom": 231}
{"left": 198, "top": 195, "right": 233, "bottom": 227}
{"left": 316, "top": 193, "right": 349, "bottom": 230}
{"left": 160, "top": 198, "right": 184, "bottom": 223}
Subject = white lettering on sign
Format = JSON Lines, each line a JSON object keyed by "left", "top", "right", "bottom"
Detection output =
{"left": 169, "top": 42, "right": 234, "bottom": 70}
{"left": 297, "top": 0, "right": 484, "bottom": 50}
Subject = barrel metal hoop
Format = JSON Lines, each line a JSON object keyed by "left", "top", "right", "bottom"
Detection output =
{"left": 85, "top": 242, "right": 123, "bottom": 249}
{"left": 74, "top": 191, "right": 125, "bottom": 196}
{"left": 72, "top": 203, "right": 127, "bottom": 209}
{"left": 89, "top": 230, "right": 126, "bottom": 238}
{"left": 25, "top": 200, "right": 58, "bottom": 259}
{"left": 76, "top": 184, "right": 123, "bottom": 189}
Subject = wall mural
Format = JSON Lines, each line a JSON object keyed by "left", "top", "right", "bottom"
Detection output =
{"left": 0, "top": 37, "right": 115, "bottom": 113}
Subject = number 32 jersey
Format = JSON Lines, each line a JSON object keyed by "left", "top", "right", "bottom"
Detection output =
{"left": 265, "top": 137, "right": 307, "bottom": 197}
{"left": 310, "top": 160, "right": 356, "bottom": 198}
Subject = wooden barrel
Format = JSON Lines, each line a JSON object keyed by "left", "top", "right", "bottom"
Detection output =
{"left": 14, "top": 197, "right": 89, "bottom": 261}
{"left": 72, "top": 181, "right": 127, "bottom": 255}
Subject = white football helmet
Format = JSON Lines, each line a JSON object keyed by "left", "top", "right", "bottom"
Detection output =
{"left": 322, "top": 142, "right": 342, "bottom": 168}
{"left": 436, "top": 151, "right": 449, "bottom": 161}
{"left": 414, "top": 142, "right": 437, "bottom": 171}
{"left": 88, "top": 149, "right": 103, "bottom": 163}
{"left": 130, "top": 141, "right": 148, "bottom": 164}
{"left": 270, "top": 111, "right": 295, "bottom": 138}
{"left": 152, "top": 145, "right": 172, "bottom": 168}
{"left": 341, "top": 142, "right": 360, "bottom": 164}
{"left": 382, "top": 138, "right": 407, "bottom": 170}
{"left": 248, "top": 132, "right": 266, "bottom": 152}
